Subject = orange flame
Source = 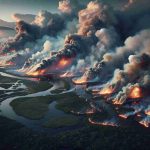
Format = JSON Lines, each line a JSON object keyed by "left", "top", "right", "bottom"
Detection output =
{"left": 57, "top": 57, "right": 73, "bottom": 69}
{"left": 139, "top": 120, "right": 149, "bottom": 128}
{"left": 60, "top": 71, "right": 74, "bottom": 78}
{"left": 113, "top": 100, "right": 124, "bottom": 105}
{"left": 128, "top": 86, "right": 142, "bottom": 99}
{"left": 26, "top": 57, "right": 73, "bottom": 76}
{"left": 118, "top": 114, "right": 128, "bottom": 119}
{"left": 27, "top": 69, "right": 46, "bottom": 76}
{"left": 73, "top": 76, "right": 87, "bottom": 84}
{"left": 88, "top": 118, "right": 118, "bottom": 127}
{"left": 98, "top": 86, "right": 114, "bottom": 96}
{"left": 145, "top": 110, "right": 150, "bottom": 116}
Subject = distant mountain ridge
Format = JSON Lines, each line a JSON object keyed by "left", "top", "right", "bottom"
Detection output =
{"left": 0, "top": 13, "right": 35, "bottom": 30}
{"left": 0, "top": 26, "right": 15, "bottom": 30}
{"left": 0, "top": 19, "right": 15, "bottom": 29}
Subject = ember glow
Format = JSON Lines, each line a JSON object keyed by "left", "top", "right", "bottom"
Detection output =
{"left": 88, "top": 118, "right": 118, "bottom": 127}
{"left": 85, "top": 109, "right": 96, "bottom": 115}
{"left": 57, "top": 57, "right": 73, "bottom": 69}
{"left": 27, "top": 58, "right": 73, "bottom": 76}
{"left": 0, "top": 0, "right": 150, "bottom": 131}
{"left": 128, "top": 86, "right": 142, "bottom": 99}
{"left": 145, "top": 110, "right": 150, "bottom": 116}
{"left": 26, "top": 69, "right": 46, "bottom": 76}
{"left": 139, "top": 120, "right": 149, "bottom": 128}
{"left": 113, "top": 100, "right": 125, "bottom": 105}
{"left": 72, "top": 76, "right": 88, "bottom": 85}
{"left": 118, "top": 114, "right": 128, "bottom": 119}
{"left": 98, "top": 86, "right": 114, "bottom": 96}
{"left": 60, "top": 71, "right": 74, "bottom": 78}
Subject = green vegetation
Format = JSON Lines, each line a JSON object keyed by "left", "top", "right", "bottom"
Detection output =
{"left": 0, "top": 71, "right": 150, "bottom": 150}
{"left": 10, "top": 91, "right": 88, "bottom": 120}
{"left": 0, "top": 74, "right": 17, "bottom": 84}
{"left": 25, "top": 80, "right": 52, "bottom": 93}
{"left": 10, "top": 96, "right": 53, "bottom": 120}
{"left": 55, "top": 92, "right": 91, "bottom": 113}
{"left": 43, "top": 116, "right": 79, "bottom": 128}
{"left": 0, "top": 116, "right": 150, "bottom": 150}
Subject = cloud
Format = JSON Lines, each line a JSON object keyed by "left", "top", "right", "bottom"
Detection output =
{"left": 58, "top": 0, "right": 72, "bottom": 14}
{"left": 78, "top": 1, "right": 117, "bottom": 36}
{"left": 12, "top": 13, "right": 35, "bottom": 23}
{"left": 0, "top": 10, "right": 67, "bottom": 53}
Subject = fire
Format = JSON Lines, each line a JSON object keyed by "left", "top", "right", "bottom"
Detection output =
{"left": 118, "top": 114, "right": 128, "bottom": 119}
{"left": 27, "top": 71, "right": 40, "bottom": 76}
{"left": 72, "top": 76, "right": 87, "bottom": 84}
{"left": 85, "top": 109, "right": 96, "bottom": 115}
{"left": 27, "top": 69, "right": 45, "bottom": 76}
{"left": 113, "top": 99, "right": 125, "bottom": 105}
{"left": 145, "top": 110, "right": 150, "bottom": 116}
{"left": 88, "top": 118, "right": 118, "bottom": 127}
{"left": 26, "top": 57, "right": 73, "bottom": 77}
{"left": 139, "top": 120, "right": 149, "bottom": 128}
{"left": 128, "top": 86, "right": 142, "bottom": 99}
{"left": 60, "top": 71, "right": 74, "bottom": 78}
{"left": 57, "top": 57, "right": 73, "bottom": 69}
{"left": 97, "top": 86, "right": 114, "bottom": 96}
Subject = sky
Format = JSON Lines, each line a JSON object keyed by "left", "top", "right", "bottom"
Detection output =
{"left": 0, "top": 0, "right": 60, "bottom": 21}
{"left": 0, "top": 0, "right": 124, "bottom": 22}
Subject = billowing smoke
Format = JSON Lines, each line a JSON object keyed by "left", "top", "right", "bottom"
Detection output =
{"left": 58, "top": 0, "right": 72, "bottom": 14}
{"left": 111, "top": 53, "right": 150, "bottom": 103}
{"left": 0, "top": 0, "right": 150, "bottom": 127}
{"left": 11, "top": 13, "right": 35, "bottom": 23}
{"left": 0, "top": 9, "right": 73, "bottom": 54}
{"left": 120, "top": 0, "right": 150, "bottom": 38}
{"left": 32, "top": 1, "right": 120, "bottom": 75}
{"left": 78, "top": 1, "right": 117, "bottom": 36}
{"left": 83, "top": 28, "right": 150, "bottom": 79}
{"left": 27, "top": 34, "right": 97, "bottom": 75}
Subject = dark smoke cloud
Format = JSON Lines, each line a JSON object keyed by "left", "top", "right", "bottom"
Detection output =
{"left": 84, "top": 28, "right": 150, "bottom": 81}
{"left": 30, "top": 34, "right": 97, "bottom": 73}
{"left": 112, "top": 53, "right": 150, "bottom": 105}
{"left": 27, "top": 1, "right": 119, "bottom": 74}
{"left": 78, "top": 1, "right": 118, "bottom": 36}
{"left": 82, "top": 0, "right": 150, "bottom": 81}
{"left": 1, "top": 0, "right": 150, "bottom": 78}
{"left": 116, "top": 0, "right": 150, "bottom": 39}
{"left": 0, "top": 0, "right": 150, "bottom": 127}
{"left": 0, "top": 10, "right": 73, "bottom": 54}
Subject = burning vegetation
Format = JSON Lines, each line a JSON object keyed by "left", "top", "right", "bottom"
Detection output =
{"left": 0, "top": 0, "right": 150, "bottom": 128}
{"left": 97, "top": 86, "right": 115, "bottom": 96}
{"left": 72, "top": 76, "right": 88, "bottom": 85}
{"left": 128, "top": 86, "right": 142, "bottom": 99}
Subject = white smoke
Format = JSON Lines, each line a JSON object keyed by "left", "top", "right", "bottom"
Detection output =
{"left": 58, "top": 0, "right": 72, "bottom": 14}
